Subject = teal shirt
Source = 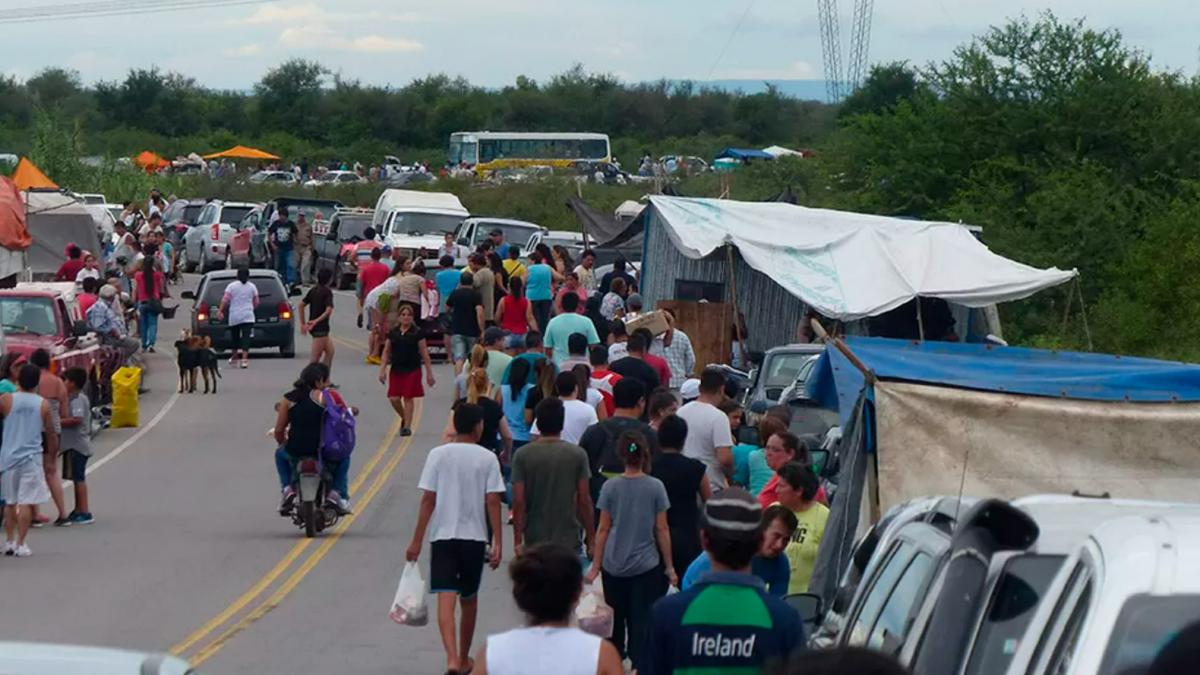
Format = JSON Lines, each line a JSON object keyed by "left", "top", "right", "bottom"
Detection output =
{"left": 732, "top": 444, "right": 755, "bottom": 487}
{"left": 747, "top": 448, "right": 773, "bottom": 495}
{"left": 543, "top": 313, "right": 600, "bottom": 367}
{"left": 0, "top": 379, "right": 16, "bottom": 394}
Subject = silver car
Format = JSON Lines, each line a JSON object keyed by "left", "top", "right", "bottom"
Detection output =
{"left": 181, "top": 200, "right": 258, "bottom": 273}
{"left": 0, "top": 642, "right": 197, "bottom": 674}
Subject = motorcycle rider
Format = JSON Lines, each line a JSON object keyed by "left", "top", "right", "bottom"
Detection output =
{"left": 272, "top": 362, "right": 355, "bottom": 514}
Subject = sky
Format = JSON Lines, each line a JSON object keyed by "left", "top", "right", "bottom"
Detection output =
{"left": 3, "top": 0, "right": 1199, "bottom": 91}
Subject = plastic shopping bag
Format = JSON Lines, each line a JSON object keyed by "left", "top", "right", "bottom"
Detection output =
{"left": 389, "top": 562, "right": 429, "bottom": 626}
{"left": 110, "top": 367, "right": 142, "bottom": 428}
{"left": 575, "top": 581, "right": 613, "bottom": 638}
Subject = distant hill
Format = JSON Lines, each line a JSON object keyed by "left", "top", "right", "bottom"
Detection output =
{"left": 695, "top": 80, "right": 837, "bottom": 102}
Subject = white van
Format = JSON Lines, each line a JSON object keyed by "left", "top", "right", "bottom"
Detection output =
{"left": 371, "top": 189, "right": 469, "bottom": 236}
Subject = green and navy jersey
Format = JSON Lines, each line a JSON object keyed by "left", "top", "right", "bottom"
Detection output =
{"left": 643, "top": 571, "right": 805, "bottom": 674}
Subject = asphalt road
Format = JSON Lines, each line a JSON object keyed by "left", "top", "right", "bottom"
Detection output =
{"left": 0, "top": 275, "right": 522, "bottom": 674}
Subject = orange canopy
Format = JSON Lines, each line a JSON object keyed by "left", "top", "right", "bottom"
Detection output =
{"left": 0, "top": 176, "right": 33, "bottom": 251}
{"left": 202, "top": 145, "right": 281, "bottom": 161}
{"left": 133, "top": 150, "right": 171, "bottom": 174}
{"left": 11, "top": 157, "right": 58, "bottom": 191}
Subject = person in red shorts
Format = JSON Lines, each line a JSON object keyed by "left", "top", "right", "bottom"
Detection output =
{"left": 379, "top": 304, "right": 435, "bottom": 437}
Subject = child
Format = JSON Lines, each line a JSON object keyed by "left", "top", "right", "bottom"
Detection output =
{"left": 2, "top": 364, "right": 56, "bottom": 556}
{"left": 60, "top": 368, "right": 94, "bottom": 524}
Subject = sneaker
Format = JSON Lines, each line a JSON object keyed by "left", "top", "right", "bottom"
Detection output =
{"left": 279, "top": 487, "right": 296, "bottom": 515}
{"left": 52, "top": 516, "right": 72, "bottom": 527}
{"left": 69, "top": 512, "right": 95, "bottom": 525}
{"left": 147, "top": 346, "right": 156, "bottom": 353}
{"left": 3, "top": 541, "right": 14, "bottom": 556}
{"left": 14, "top": 544, "right": 31, "bottom": 557}
{"left": 400, "top": 427, "right": 412, "bottom": 437}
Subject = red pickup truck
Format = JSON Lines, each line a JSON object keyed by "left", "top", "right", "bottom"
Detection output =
{"left": 0, "top": 283, "right": 123, "bottom": 402}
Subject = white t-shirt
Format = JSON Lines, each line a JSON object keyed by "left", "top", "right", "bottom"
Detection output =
{"left": 223, "top": 280, "right": 259, "bottom": 326}
{"left": 364, "top": 276, "right": 401, "bottom": 312}
{"left": 417, "top": 442, "right": 506, "bottom": 543}
{"left": 608, "top": 341, "right": 629, "bottom": 362}
{"left": 530, "top": 398, "right": 598, "bottom": 445}
{"left": 585, "top": 388, "right": 603, "bottom": 413}
{"left": 677, "top": 400, "right": 735, "bottom": 490}
{"left": 75, "top": 267, "right": 101, "bottom": 284}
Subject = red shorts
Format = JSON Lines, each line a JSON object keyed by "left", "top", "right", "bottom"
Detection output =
{"left": 388, "top": 368, "right": 424, "bottom": 399}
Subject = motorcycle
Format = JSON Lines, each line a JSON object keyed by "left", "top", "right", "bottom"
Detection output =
{"left": 287, "top": 457, "right": 343, "bottom": 538}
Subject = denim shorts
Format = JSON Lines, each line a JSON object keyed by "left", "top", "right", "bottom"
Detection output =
{"left": 450, "top": 334, "right": 473, "bottom": 362}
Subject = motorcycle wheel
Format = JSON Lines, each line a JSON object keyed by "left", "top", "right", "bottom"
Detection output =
{"left": 300, "top": 501, "right": 316, "bottom": 538}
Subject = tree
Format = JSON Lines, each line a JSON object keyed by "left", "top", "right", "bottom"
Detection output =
{"left": 254, "top": 59, "right": 328, "bottom": 139}
{"left": 26, "top": 68, "right": 82, "bottom": 108}
{"left": 838, "top": 62, "right": 922, "bottom": 118}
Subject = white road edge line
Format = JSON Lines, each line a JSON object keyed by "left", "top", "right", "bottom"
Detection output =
{"left": 84, "top": 347, "right": 182, "bottom": 477}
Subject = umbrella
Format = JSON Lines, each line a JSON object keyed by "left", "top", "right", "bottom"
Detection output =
{"left": 11, "top": 157, "right": 58, "bottom": 190}
{"left": 133, "top": 150, "right": 171, "bottom": 174}
{"left": 202, "top": 145, "right": 281, "bottom": 161}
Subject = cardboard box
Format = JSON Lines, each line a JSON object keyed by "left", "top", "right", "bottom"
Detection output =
{"left": 625, "top": 309, "right": 670, "bottom": 337}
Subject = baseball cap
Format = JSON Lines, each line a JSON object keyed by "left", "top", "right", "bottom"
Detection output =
{"left": 626, "top": 293, "right": 644, "bottom": 310}
{"left": 482, "top": 326, "right": 506, "bottom": 346}
{"left": 503, "top": 334, "right": 524, "bottom": 350}
{"left": 680, "top": 378, "right": 700, "bottom": 401}
{"left": 702, "top": 488, "right": 763, "bottom": 540}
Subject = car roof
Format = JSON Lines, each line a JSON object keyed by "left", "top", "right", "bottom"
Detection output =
{"left": 465, "top": 217, "right": 540, "bottom": 229}
{"left": 1088, "top": 513, "right": 1200, "bottom": 593}
{"left": 0, "top": 642, "right": 191, "bottom": 675}
{"left": 214, "top": 201, "right": 259, "bottom": 209}
{"left": 766, "top": 343, "right": 826, "bottom": 356}
{"left": 539, "top": 230, "right": 587, "bottom": 240}
{"left": 1015, "top": 495, "right": 1200, "bottom": 555}
{"left": 202, "top": 269, "right": 283, "bottom": 282}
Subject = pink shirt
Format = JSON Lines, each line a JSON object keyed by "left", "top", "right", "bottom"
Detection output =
{"left": 134, "top": 270, "right": 166, "bottom": 302}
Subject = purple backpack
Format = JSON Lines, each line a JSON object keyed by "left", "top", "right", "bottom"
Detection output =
{"left": 321, "top": 392, "right": 357, "bottom": 461}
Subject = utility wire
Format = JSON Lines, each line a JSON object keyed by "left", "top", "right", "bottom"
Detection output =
{"left": 706, "top": 0, "right": 759, "bottom": 80}
{"left": 0, "top": 0, "right": 275, "bottom": 24}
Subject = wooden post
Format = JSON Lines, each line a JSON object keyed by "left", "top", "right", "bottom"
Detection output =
{"left": 726, "top": 246, "right": 746, "bottom": 368}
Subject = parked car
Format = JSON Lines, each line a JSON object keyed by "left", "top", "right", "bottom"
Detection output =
{"left": 524, "top": 230, "right": 593, "bottom": 258}
{"left": 454, "top": 217, "right": 542, "bottom": 256}
{"left": 373, "top": 189, "right": 469, "bottom": 240}
{"left": 743, "top": 343, "right": 826, "bottom": 410}
{"left": 0, "top": 642, "right": 195, "bottom": 675}
{"left": 384, "top": 170, "right": 435, "bottom": 187}
{"left": 314, "top": 207, "right": 377, "bottom": 289}
{"left": 78, "top": 193, "right": 107, "bottom": 206}
{"left": 0, "top": 283, "right": 122, "bottom": 404}
{"left": 1002, "top": 512, "right": 1200, "bottom": 675}
{"left": 261, "top": 197, "right": 343, "bottom": 234}
{"left": 161, "top": 198, "right": 207, "bottom": 251}
{"left": 180, "top": 269, "right": 298, "bottom": 357}
{"left": 304, "top": 170, "right": 366, "bottom": 187}
{"left": 248, "top": 170, "right": 298, "bottom": 185}
{"left": 226, "top": 205, "right": 271, "bottom": 269}
{"left": 181, "top": 200, "right": 258, "bottom": 273}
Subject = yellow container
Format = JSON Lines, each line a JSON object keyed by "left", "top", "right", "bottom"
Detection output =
{"left": 110, "top": 366, "right": 142, "bottom": 428}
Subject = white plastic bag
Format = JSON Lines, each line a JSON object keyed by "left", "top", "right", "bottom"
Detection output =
{"left": 389, "top": 562, "right": 429, "bottom": 626}
{"left": 575, "top": 581, "right": 614, "bottom": 638}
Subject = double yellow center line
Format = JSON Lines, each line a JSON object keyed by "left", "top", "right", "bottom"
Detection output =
{"left": 169, "top": 400, "right": 422, "bottom": 667}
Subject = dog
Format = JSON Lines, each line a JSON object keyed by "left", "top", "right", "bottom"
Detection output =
{"left": 175, "top": 331, "right": 222, "bottom": 394}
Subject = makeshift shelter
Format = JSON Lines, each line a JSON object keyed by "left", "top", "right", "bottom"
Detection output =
{"left": 762, "top": 145, "right": 808, "bottom": 158}
{"left": 714, "top": 148, "right": 775, "bottom": 162}
{"left": 11, "top": 158, "right": 57, "bottom": 191}
{"left": 637, "top": 197, "right": 1077, "bottom": 350}
{"left": 24, "top": 191, "right": 101, "bottom": 278}
{"left": 203, "top": 145, "right": 280, "bottom": 161}
{"left": 804, "top": 337, "right": 1200, "bottom": 602}
{"left": 133, "top": 151, "right": 170, "bottom": 174}
{"left": 0, "top": 177, "right": 33, "bottom": 281}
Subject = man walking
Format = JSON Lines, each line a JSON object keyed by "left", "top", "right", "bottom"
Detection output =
{"left": 644, "top": 489, "right": 804, "bottom": 674}
{"left": 678, "top": 368, "right": 735, "bottom": 491}
{"left": 2, "top": 364, "right": 57, "bottom": 556}
{"left": 407, "top": 404, "right": 505, "bottom": 675}
{"left": 29, "top": 349, "right": 68, "bottom": 526}
{"left": 446, "top": 270, "right": 485, "bottom": 376}
{"left": 268, "top": 206, "right": 298, "bottom": 287}
{"left": 609, "top": 331, "right": 661, "bottom": 393}
{"left": 434, "top": 255, "right": 460, "bottom": 327}
{"left": 295, "top": 213, "right": 315, "bottom": 286}
{"left": 512, "top": 398, "right": 595, "bottom": 556}
{"left": 578, "top": 378, "right": 658, "bottom": 505}
{"left": 469, "top": 253, "right": 495, "bottom": 327}
{"left": 575, "top": 249, "right": 598, "bottom": 294}
{"left": 357, "top": 246, "right": 391, "bottom": 330}
{"left": 650, "top": 310, "right": 696, "bottom": 390}
{"left": 300, "top": 268, "right": 335, "bottom": 370}
{"left": 543, "top": 293, "right": 599, "bottom": 368}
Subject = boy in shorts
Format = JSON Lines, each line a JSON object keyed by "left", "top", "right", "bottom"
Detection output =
{"left": 60, "top": 368, "right": 95, "bottom": 525}
{"left": 2, "top": 364, "right": 56, "bottom": 556}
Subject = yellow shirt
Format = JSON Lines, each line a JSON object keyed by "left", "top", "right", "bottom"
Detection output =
{"left": 784, "top": 501, "right": 830, "bottom": 594}
{"left": 502, "top": 259, "right": 527, "bottom": 280}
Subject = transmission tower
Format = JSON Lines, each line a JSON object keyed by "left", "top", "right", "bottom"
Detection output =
{"left": 816, "top": 0, "right": 875, "bottom": 102}
{"left": 817, "top": 0, "right": 843, "bottom": 102}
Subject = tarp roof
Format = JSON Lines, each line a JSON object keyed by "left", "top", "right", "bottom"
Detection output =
{"left": 203, "top": 145, "right": 281, "bottom": 161}
{"left": 649, "top": 196, "right": 1077, "bottom": 321}
{"left": 24, "top": 191, "right": 100, "bottom": 274}
{"left": 762, "top": 145, "right": 805, "bottom": 158}
{"left": 715, "top": 148, "right": 775, "bottom": 161}
{"left": 807, "top": 337, "right": 1200, "bottom": 423}
{"left": 0, "top": 177, "right": 33, "bottom": 251}
{"left": 11, "top": 158, "right": 57, "bottom": 191}
{"left": 133, "top": 151, "right": 170, "bottom": 174}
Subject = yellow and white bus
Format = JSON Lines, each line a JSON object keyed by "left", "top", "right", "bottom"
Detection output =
{"left": 447, "top": 131, "right": 611, "bottom": 174}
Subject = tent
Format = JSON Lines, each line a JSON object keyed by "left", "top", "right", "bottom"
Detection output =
{"left": 133, "top": 151, "right": 170, "bottom": 174}
{"left": 11, "top": 158, "right": 57, "bottom": 191}
{"left": 714, "top": 148, "right": 775, "bottom": 161}
{"left": 24, "top": 191, "right": 101, "bottom": 278}
{"left": 203, "top": 145, "right": 281, "bottom": 161}
{"left": 645, "top": 196, "right": 1076, "bottom": 322}
{"left": 762, "top": 145, "right": 808, "bottom": 158}
{"left": 805, "top": 337, "right": 1200, "bottom": 602}
{"left": 0, "top": 177, "right": 32, "bottom": 280}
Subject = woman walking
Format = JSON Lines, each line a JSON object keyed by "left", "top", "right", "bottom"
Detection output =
{"left": 379, "top": 304, "right": 435, "bottom": 437}
{"left": 587, "top": 432, "right": 675, "bottom": 672}
{"left": 495, "top": 276, "right": 535, "bottom": 336}
{"left": 134, "top": 247, "right": 167, "bottom": 352}
{"left": 500, "top": 357, "right": 538, "bottom": 454}
{"left": 773, "top": 462, "right": 830, "bottom": 594}
{"left": 475, "top": 544, "right": 623, "bottom": 675}
{"left": 650, "top": 414, "right": 711, "bottom": 577}
{"left": 218, "top": 266, "right": 260, "bottom": 369}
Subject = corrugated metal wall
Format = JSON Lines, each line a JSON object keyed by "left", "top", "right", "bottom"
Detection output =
{"left": 640, "top": 212, "right": 806, "bottom": 353}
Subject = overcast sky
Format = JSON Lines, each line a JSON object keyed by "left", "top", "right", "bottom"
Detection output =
{"left": 3, "top": 0, "right": 1197, "bottom": 89}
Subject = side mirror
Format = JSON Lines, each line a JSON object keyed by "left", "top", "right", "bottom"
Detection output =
{"left": 458, "top": 237, "right": 470, "bottom": 247}
{"left": 810, "top": 449, "right": 830, "bottom": 476}
{"left": 784, "top": 593, "right": 824, "bottom": 626}
{"left": 180, "top": 290, "right": 196, "bottom": 300}
{"left": 72, "top": 320, "right": 89, "bottom": 337}
{"left": 749, "top": 350, "right": 766, "bottom": 366}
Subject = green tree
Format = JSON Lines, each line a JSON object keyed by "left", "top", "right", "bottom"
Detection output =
{"left": 838, "top": 62, "right": 922, "bottom": 118}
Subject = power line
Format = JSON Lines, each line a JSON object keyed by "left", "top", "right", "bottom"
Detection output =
{"left": 0, "top": 0, "right": 275, "bottom": 24}
{"left": 706, "top": 0, "right": 759, "bottom": 80}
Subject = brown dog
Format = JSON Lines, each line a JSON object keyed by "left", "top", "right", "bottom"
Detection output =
{"left": 194, "top": 335, "right": 221, "bottom": 394}
{"left": 174, "top": 331, "right": 221, "bottom": 393}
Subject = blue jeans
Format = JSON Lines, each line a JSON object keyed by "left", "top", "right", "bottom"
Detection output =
{"left": 274, "top": 447, "right": 350, "bottom": 499}
{"left": 275, "top": 248, "right": 295, "bottom": 285}
{"left": 138, "top": 302, "right": 159, "bottom": 349}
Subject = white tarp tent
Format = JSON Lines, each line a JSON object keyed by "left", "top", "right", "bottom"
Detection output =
{"left": 762, "top": 145, "right": 803, "bottom": 158}
{"left": 648, "top": 196, "right": 1078, "bottom": 321}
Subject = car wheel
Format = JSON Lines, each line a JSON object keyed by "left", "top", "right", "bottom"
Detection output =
{"left": 182, "top": 250, "right": 195, "bottom": 273}
{"left": 225, "top": 253, "right": 233, "bottom": 270}
{"left": 280, "top": 340, "right": 295, "bottom": 358}
{"left": 337, "top": 271, "right": 352, "bottom": 291}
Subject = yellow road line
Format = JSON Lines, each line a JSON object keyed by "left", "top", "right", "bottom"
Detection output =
{"left": 333, "top": 335, "right": 369, "bottom": 353}
{"left": 168, "top": 414, "right": 402, "bottom": 656}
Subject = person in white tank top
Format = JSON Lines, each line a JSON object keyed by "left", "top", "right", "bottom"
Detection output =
{"left": 475, "top": 544, "right": 623, "bottom": 675}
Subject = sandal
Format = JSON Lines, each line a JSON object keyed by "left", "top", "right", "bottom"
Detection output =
{"left": 240, "top": 360, "right": 249, "bottom": 369}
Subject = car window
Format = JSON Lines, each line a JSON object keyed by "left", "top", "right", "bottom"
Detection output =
{"left": 966, "top": 555, "right": 1066, "bottom": 675}
{"left": 765, "top": 352, "right": 817, "bottom": 389}
{"left": 867, "top": 552, "right": 935, "bottom": 655}
{"left": 337, "top": 216, "right": 374, "bottom": 242}
{"left": 219, "top": 206, "right": 253, "bottom": 226}
{"left": 1048, "top": 579, "right": 1093, "bottom": 675}
{"left": 0, "top": 296, "right": 59, "bottom": 336}
{"left": 848, "top": 541, "right": 915, "bottom": 646}
{"left": 183, "top": 205, "right": 205, "bottom": 225}
{"left": 201, "top": 278, "right": 284, "bottom": 305}
{"left": 1098, "top": 594, "right": 1200, "bottom": 675}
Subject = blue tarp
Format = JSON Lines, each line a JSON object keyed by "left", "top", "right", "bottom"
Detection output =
{"left": 714, "top": 148, "right": 775, "bottom": 161}
{"left": 808, "top": 337, "right": 1200, "bottom": 424}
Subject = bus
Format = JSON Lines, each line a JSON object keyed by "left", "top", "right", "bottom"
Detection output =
{"left": 447, "top": 131, "right": 611, "bottom": 174}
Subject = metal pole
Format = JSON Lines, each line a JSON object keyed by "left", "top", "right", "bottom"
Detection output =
{"left": 915, "top": 297, "right": 925, "bottom": 341}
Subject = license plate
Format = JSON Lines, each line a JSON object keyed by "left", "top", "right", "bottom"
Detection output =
{"left": 428, "top": 345, "right": 445, "bottom": 355}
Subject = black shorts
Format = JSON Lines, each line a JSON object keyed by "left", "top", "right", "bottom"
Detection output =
{"left": 310, "top": 328, "right": 330, "bottom": 338}
{"left": 61, "top": 449, "right": 88, "bottom": 482}
{"left": 229, "top": 323, "right": 252, "bottom": 350}
{"left": 429, "top": 539, "right": 487, "bottom": 598}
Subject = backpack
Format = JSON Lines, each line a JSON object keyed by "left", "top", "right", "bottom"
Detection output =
{"left": 321, "top": 391, "right": 356, "bottom": 461}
